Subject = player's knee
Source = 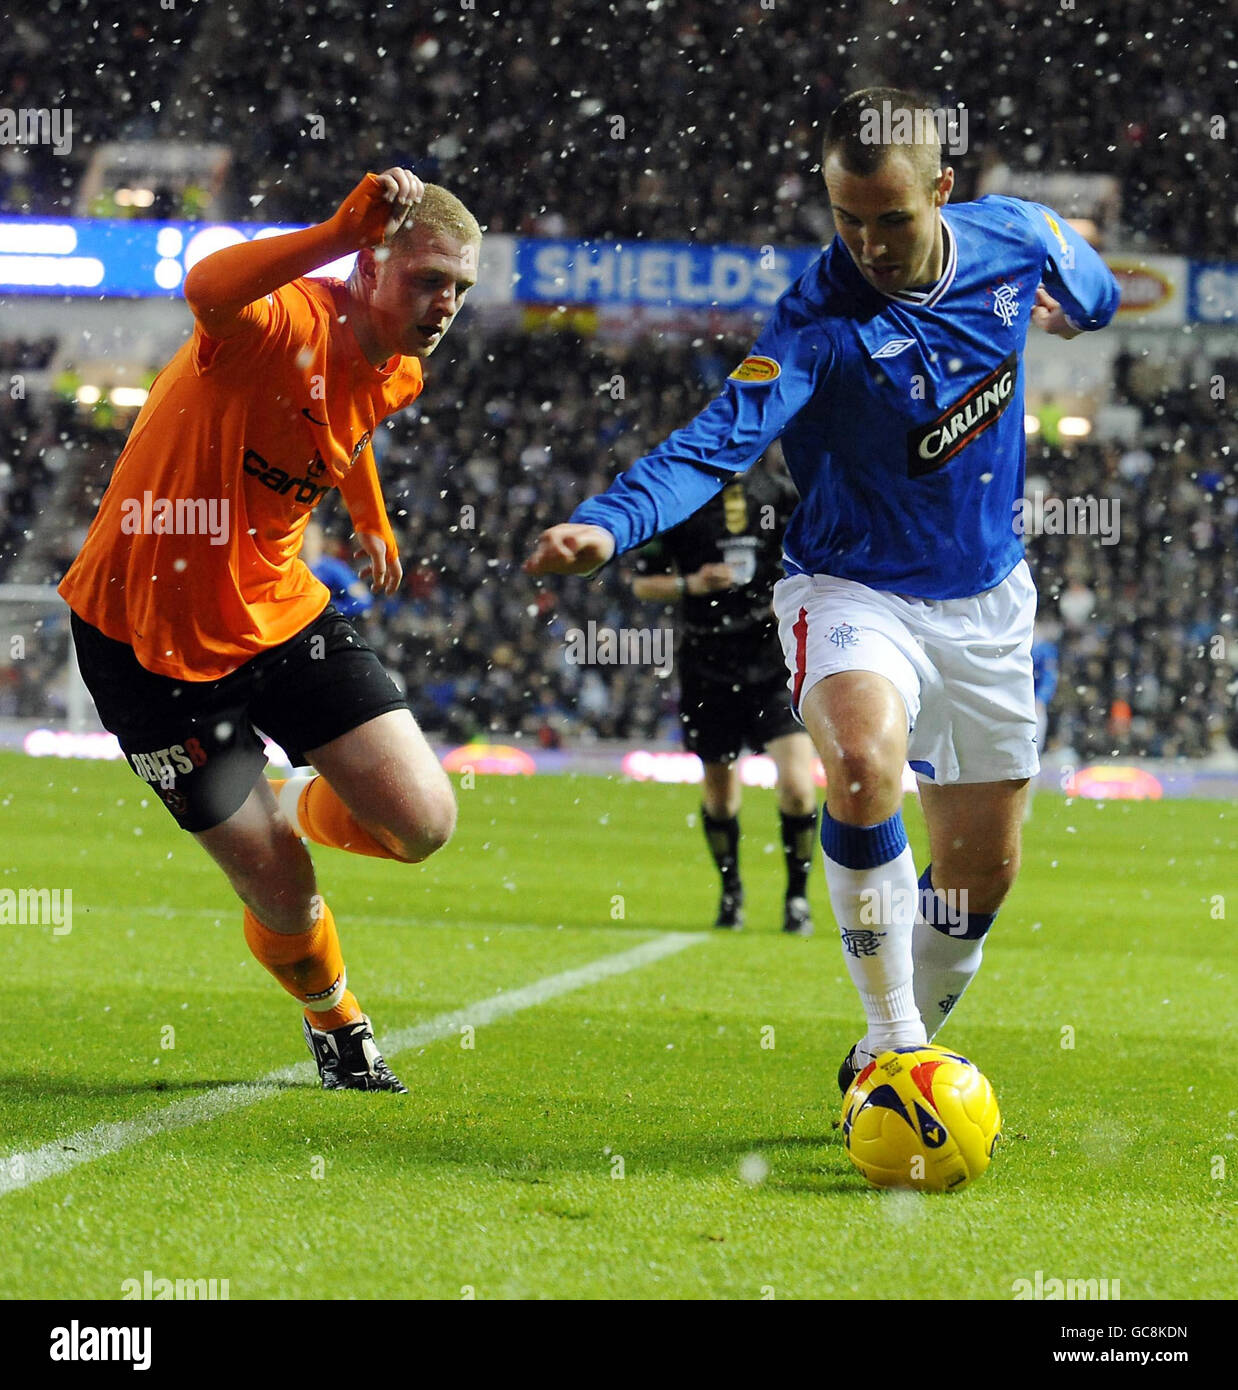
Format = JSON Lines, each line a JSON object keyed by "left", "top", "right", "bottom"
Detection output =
{"left": 829, "top": 742, "right": 902, "bottom": 815}
{"left": 418, "top": 790, "right": 458, "bottom": 856}
{"left": 387, "top": 784, "right": 457, "bottom": 863}
{"left": 780, "top": 782, "right": 817, "bottom": 817}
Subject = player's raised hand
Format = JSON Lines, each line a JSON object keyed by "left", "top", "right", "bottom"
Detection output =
{"left": 374, "top": 167, "right": 425, "bottom": 240}
{"left": 524, "top": 524, "right": 616, "bottom": 576}
{"left": 1031, "top": 286, "right": 1082, "bottom": 340}
{"left": 353, "top": 530, "right": 404, "bottom": 595}
{"left": 331, "top": 168, "right": 424, "bottom": 250}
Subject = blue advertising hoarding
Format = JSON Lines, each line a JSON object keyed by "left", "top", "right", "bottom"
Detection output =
{"left": 0, "top": 217, "right": 822, "bottom": 313}
{"left": 513, "top": 239, "right": 820, "bottom": 313}
{"left": 0, "top": 215, "right": 1231, "bottom": 325}
{"left": 0, "top": 217, "right": 355, "bottom": 298}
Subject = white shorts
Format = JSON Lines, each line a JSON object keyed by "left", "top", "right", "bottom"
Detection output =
{"left": 773, "top": 561, "right": 1040, "bottom": 786}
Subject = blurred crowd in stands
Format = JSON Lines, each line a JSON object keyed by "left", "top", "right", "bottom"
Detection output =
{"left": 5, "top": 327, "right": 1233, "bottom": 762}
{"left": 0, "top": 336, "right": 76, "bottom": 581}
{"left": 2, "top": 0, "right": 1235, "bottom": 756}
{"left": 4, "top": 0, "right": 1235, "bottom": 256}
{"left": 1021, "top": 352, "right": 1237, "bottom": 761}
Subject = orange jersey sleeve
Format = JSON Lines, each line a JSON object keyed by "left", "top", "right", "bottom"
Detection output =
{"left": 337, "top": 440, "right": 399, "bottom": 563}
{"left": 58, "top": 277, "right": 422, "bottom": 681}
{"left": 181, "top": 174, "right": 398, "bottom": 339}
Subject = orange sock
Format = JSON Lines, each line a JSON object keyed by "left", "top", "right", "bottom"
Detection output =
{"left": 283, "top": 775, "right": 400, "bottom": 860}
{"left": 242, "top": 901, "right": 363, "bottom": 1030}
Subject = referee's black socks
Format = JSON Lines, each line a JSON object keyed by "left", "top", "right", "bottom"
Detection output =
{"left": 701, "top": 806, "right": 741, "bottom": 893}
{"left": 781, "top": 808, "right": 819, "bottom": 900}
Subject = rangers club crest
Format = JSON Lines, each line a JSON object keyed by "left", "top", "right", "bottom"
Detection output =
{"left": 988, "top": 281, "right": 1020, "bottom": 327}
{"left": 841, "top": 927, "right": 885, "bottom": 957}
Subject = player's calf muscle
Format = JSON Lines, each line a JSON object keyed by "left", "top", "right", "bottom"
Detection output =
{"left": 922, "top": 780, "right": 1027, "bottom": 910}
{"left": 197, "top": 826, "right": 318, "bottom": 934}
{"left": 931, "top": 848, "right": 1021, "bottom": 914}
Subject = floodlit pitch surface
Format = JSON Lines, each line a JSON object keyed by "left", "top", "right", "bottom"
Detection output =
{"left": 2, "top": 751, "right": 1232, "bottom": 1300}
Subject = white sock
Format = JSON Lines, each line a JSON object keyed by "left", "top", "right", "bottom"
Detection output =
{"left": 277, "top": 770, "right": 317, "bottom": 838}
{"left": 823, "top": 842, "right": 927, "bottom": 1055}
{"left": 912, "top": 918, "right": 985, "bottom": 1042}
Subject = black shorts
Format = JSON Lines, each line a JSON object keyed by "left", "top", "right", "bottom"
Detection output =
{"left": 678, "top": 659, "right": 801, "bottom": 765}
{"left": 70, "top": 605, "right": 408, "bottom": 832}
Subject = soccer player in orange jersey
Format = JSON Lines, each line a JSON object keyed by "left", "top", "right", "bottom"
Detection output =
{"left": 58, "top": 168, "right": 481, "bottom": 1090}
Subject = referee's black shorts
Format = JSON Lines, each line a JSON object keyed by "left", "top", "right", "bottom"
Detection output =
{"left": 70, "top": 605, "right": 408, "bottom": 832}
{"left": 678, "top": 644, "right": 800, "bottom": 765}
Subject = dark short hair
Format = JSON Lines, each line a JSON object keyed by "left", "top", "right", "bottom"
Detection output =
{"left": 823, "top": 86, "right": 943, "bottom": 191}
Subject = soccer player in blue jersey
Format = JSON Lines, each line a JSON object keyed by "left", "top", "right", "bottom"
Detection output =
{"left": 526, "top": 88, "right": 1120, "bottom": 1090}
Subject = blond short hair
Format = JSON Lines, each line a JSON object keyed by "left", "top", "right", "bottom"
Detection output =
{"left": 390, "top": 183, "right": 482, "bottom": 254}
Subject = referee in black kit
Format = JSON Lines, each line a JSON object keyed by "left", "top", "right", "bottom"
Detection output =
{"left": 627, "top": 452, "right": 819, "bottom": 934}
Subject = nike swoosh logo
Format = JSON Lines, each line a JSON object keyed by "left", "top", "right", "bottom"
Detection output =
{"left": 302, "top": 408, "right": 328, "bottom": 427}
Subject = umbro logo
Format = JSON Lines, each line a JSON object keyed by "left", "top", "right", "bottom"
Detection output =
{"left": 872, "top": 337, "right": 916, "bottom": 360}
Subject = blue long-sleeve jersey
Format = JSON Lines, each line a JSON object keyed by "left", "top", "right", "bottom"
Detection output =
{"left": 572, "top": 196, "right": 1120, "bottom": 600}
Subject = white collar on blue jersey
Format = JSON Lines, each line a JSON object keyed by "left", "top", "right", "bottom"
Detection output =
{"left": 885, "top": 217, "right": 958, "bottom": 308}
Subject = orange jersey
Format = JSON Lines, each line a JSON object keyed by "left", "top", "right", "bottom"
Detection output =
{"left": 59, "top": 277, "right": 422, "bottom": 681}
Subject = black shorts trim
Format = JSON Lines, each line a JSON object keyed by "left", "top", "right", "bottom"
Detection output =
{"left": 70, "top": 606, "right": 408, "bottom": 832}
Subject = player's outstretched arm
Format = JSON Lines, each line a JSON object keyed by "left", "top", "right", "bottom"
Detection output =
{"left": 535, "top": 313, "right": 829, "bottom": 569}
{"left": 524, "top": 524, "right": 616, "bottom": 576}
{"left": 183, "top": 168, "right": 423, "bottom": 339}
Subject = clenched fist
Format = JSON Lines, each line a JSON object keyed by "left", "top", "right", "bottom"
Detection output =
{"left": 331, "top": 168, "right": 425, "bottom": 251}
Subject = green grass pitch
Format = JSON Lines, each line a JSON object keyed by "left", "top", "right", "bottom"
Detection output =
{"left": 1, "top": 749, "right": 1234, "bottom": 1300}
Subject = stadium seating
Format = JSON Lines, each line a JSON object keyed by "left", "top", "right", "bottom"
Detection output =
{"left": 4, "top": 0, "right": 1234, "bottom": 255}
{"left": 2, "top": 0, "right": 1235, "bottom": 756}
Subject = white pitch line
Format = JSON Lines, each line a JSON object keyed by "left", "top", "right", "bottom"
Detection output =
{"left": 0, "top": 931, "right": 703, "bottom": 1198}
